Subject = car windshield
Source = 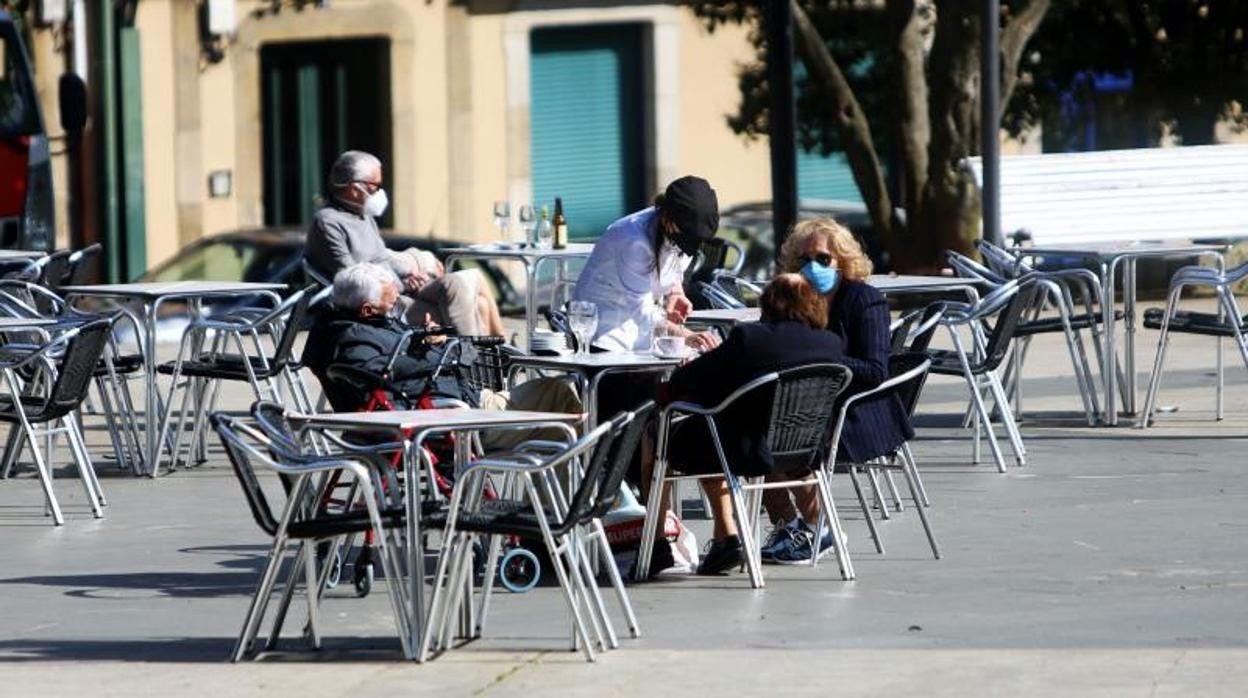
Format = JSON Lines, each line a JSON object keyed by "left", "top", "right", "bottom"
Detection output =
{"left": 148, "top": 239, "right": 296, "bottom": 283}
{"left": 0, "top": 27, "right": 40, "bottom": 138}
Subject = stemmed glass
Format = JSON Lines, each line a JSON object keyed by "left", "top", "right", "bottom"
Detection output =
{"left": 493, "top": 201, "right": 511, "bottom": 243}
{"left": 517, "top": 205, "right": 535, "bottom": 248}
{"left": 567, "top": 300, "right": 599, "bottom": 356}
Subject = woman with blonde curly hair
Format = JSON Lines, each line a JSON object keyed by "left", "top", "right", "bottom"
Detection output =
{"left": 760, "top": 218, "right": 914, "bottom": 564}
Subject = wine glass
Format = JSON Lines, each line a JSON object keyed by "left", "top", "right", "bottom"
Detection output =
{"left": 517, "top": 205, "right": 535, "bottom": 248}
{"left": 492, "top": 201, "right": 511, "bottom": 243}
{"left": 567, "top": 300, "right": 599, "bottom": 356}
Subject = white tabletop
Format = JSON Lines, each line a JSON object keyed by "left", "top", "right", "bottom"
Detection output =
{"left": 510, "top": 351, "right": 684, "bottom": 371}
{"left": 0, "top": 317, "right": 58, "bottom": 328}
{"left": 442, "top": 243, "right": 595, "bottom": 260}
{"left": 1014, "top": 242, "right": 1228, "bottom": 258}
{"left": 0, "top": 250, "right": 44, "bottom": 261}
{"left": 62, "top": 281, "right": 288, "bottom": 299}
{"left": 868, "top": 274, "right": 984, "bottom": 292}
{"left": 290, "top": 408, "right": 584, "bottom": 432}
{"left": 688, "top": 308, "right": 760, "bottom": 324}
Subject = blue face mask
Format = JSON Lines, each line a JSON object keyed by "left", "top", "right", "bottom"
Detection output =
{"left": 801, "top": 259, "right": 839, "bottom": 294}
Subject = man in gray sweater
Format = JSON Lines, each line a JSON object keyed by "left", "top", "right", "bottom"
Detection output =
{"left": 306, "top": 150, "right": 503, "bottom": 335}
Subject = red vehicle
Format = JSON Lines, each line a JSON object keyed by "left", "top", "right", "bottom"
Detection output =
{"left": 0, "top": 11, "right": 54, "bottom": 251}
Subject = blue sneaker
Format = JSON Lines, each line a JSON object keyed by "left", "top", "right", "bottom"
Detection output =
{"left": 771, "top": 522, "right": 836, "bottom": 565}
{"left": 760, "top": 518, "right": 804, "bottom": 563}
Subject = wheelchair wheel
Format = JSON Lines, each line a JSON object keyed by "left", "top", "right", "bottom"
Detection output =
{"left": 352, "top": 547, "right": 374, "bottom": 598}
{"left": 317, "top": 543, "right": 343, "bottom": 589}
{"left": 499, "top": 547, "right": 540, "bottom": 593}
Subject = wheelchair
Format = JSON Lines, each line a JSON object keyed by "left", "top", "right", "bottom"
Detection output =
{"left": 311, "top": 326, "right": 542, "bottom": 596}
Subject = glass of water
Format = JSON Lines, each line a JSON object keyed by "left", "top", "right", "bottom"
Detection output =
{"left": 493, "top": 201, "right": 511, "bottom": 242}
{"left": 517, "top": 204, "right": 535, "bottom": 248}
{"left": 567, "top": 300, "right": 598, "bottom": 356}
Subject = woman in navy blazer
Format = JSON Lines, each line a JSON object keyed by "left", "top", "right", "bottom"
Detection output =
{"left": 762, "top": 218, "right": 915, "bottom": 542}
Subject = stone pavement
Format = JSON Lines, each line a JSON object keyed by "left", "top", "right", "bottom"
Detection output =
{"left": 1, "top": 304, "right": 1246, "bottom": 696}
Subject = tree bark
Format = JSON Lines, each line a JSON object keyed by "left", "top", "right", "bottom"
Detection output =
{"left": 790, "top": 0, "right": 898, "bottom": 255}
{"left": 1000, "top": 0, "right": 1051, "bottom": 108}
{"left": 916, "top": 0, "right": 982, "bottom": 267}
{"left": 888, "top": 0, "right": 931, "bottom": 223}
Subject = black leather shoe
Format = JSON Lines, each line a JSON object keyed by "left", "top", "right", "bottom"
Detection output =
{"left": 696, "top": 535, "right": 743, "bottom": 576}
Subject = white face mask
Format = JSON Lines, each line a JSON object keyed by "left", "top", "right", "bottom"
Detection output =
{"left": 361, "top": 188, "right": 389, "bottom": 218}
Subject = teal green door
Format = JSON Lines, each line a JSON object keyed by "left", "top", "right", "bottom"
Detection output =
{"left": 261, "top": 39, "right": 392, "bottom": 227}
{"left": 530, "top": 25, "right": 645, "bottom": 239}
{"left": 798, "top": 150, "right": 861, "bottom": 203}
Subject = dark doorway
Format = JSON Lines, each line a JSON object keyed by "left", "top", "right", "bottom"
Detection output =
{"left": 260, "top": 38, "right": 392, "bottom": 227}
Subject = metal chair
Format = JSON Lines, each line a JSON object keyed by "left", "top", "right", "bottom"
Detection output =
{"left": 0, "top": 320, "right": 111, "bottom": 525}
{"left": 928, "top": 280, "right": 1039, "bottom": 473}
{"left": 840, "top": 353, "right": 940, "bottom": 559}
{"left": 948, "top": 250, "right": 1101, "bottom": 425}
{"left": 212, "top": 412, "right": 415, "bottom": 661}
{"left": 157, "top": 287, "right": 315, "bottom": 472}
{"left": 636, "top": 363, "right": 856, "bottom": 587}
{"left": 0, "top": 280, "right": 147, "bottom": 474}
{"left": 1137, "top": 260, "right": 1248, "bottom": 427}
{"left": 977, "top": 240, "right": 1127, "bottom": 416}
{"left": 696, "top": 269, "right": 762, "bottom": 310}
{"left": 421, "top": 408, "right": 642, "bottom": 662}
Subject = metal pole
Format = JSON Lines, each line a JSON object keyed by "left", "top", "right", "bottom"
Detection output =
{"left": 95, "top": 0, "right": 121, "bottom": 281}
{"left": 766, "top": 0, "right": 799, "bottom": 262}
{"left": 980, "top": 0, "right": 1002, "bottom": 247}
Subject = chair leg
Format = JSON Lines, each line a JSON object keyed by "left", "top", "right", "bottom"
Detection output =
{"left": 882, "top": 468, "right": 904, "bottom": 513}
{"left": 65, "top": 415, "right": 105, "bottom": 516}
{"left": 1137, "top": 285, "right": 1182, "bottom": 428}
{"left": 590, "top": 521, "right": 641, "bottom": 638}
{"left": 301, "top": 541, "right": 322, "bottom": 650}
{"left": 473, "top": 533, "right": 505, "bottom": 638}
{"left": 866, "top": 467, "right": 889, "bottom": 520}
{"left": 523, "top": 477, "right": 596, "bottom": 661}
{"left": 814, "top": 471, "right": 854, "bottom": 580}
{"left": 986, "top": 370, "right": 1027, "bottom": 466}
{"left": 847, "top": 467, "right": 883, "bottom": 554}
{"left": 952, "top": 332, "right": 1007, "bottom": 472}
{"left": 901, "top": 461, "right": 941, "bottom": 560}
{"left": 725, "top": 473, "right": 764, "bottom": 589}
{"left": 234, "top": 533, "right": 292, "bottom": 661}
{"left": 900, "top": 443, "right": 930, "bottom": 507}
{"left": 634, "top": 456, "right": 670, "bottom": 582}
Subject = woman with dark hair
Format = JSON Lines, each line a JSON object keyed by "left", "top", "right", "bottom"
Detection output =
{"left": 572, "top": 175, "right": 722, "bottom": 355}
{"left": 649, "top": 274, "right": 846, "bottom": 576}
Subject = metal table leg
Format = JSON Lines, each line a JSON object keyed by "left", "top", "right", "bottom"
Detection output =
{"left": 1100, "top": 259, "right": 1119, "bottom": 425}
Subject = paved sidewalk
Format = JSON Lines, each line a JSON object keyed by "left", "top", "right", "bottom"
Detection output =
{"left": 1, "top": 307, "right": 1245, "bottom": 696}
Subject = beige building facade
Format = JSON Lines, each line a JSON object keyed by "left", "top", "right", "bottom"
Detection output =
{"left": 28, "top": 0, "right": 775, "bottom": 270}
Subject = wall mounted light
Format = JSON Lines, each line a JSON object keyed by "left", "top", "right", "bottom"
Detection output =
{"left": 208, "top": 170, "right": 233, "bottom": 198}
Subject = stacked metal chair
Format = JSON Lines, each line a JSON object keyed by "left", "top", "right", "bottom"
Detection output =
{"left": 156, "top": 286, "right": 320, "bottom": 472}
{"left": 0, "top": 319, "right": 112, "bottom": 525}
{"left": 1138, "top": 259, "right": 1248, "bottom": 426}
{"left": 422, "top": 406, "right": 648, "bottom": 662}
{"left": 948, "top": 248, "right": 1103, "bottom": 425}
{"left": 925, "top": 279, "right": 1040, "bottom": 473}
{"left": 212, "top": 411, "right": 415, "bottom": 661}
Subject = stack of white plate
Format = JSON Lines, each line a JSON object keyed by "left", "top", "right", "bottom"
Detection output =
{"left": 530, "top": 330, "right": 570, "bottom": 354}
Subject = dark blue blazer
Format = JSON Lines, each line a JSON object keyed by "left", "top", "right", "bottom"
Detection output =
{"left": 661, "top": 320, "right": 845, "bottom": 476}
{"left": 825, "top": 280, "right": 914, "bottom": 462}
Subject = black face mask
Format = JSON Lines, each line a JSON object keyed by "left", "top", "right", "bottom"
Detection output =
{"left": 668, "top": 229, "right": 702, "bottom": 257}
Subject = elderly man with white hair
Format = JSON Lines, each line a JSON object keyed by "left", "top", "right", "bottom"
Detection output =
{"left": 302, "top": 263, "right": 580, "bottom": 451}
{"left": 305, "top": 150, "right": 505, "bottom": 337}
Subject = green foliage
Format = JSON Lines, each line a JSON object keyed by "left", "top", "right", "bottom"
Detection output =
{"left": 688, "top": 1, "right": 895, "bottom": 157}
{"left": 1007, "top": 0, "right": 1248, "bottom": 148}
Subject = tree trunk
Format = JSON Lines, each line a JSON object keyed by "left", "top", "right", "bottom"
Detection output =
{"left": 911, "top": 0, "right": 983, "bottom": 268}
{"left": 888, "top": 0, "right": 931, "bottom": 226}
{"left": 790, "top": 0, "right": 899, "bottom": 256}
